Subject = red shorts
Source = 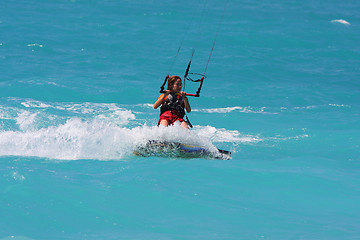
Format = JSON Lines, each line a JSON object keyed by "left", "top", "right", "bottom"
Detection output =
{"left": 158, "top": 110, "right": 185, "bottom": 126}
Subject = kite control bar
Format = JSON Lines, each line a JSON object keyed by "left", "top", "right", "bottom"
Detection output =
{"left": 159, "top": 75, "right": 204, "bottom": 97}
{"left": 159, "top": 51, "right": 205, "bottom": 98}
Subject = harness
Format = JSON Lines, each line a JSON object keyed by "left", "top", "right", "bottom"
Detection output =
{"left": 160, "top": 93, "right": 185, "bottom": 118}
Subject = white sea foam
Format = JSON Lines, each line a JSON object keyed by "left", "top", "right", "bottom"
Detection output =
{"left": 193, "top": 106, "right": 276, "bottom": 114}
{"left": 11, "top": 171, "right": 26, "bottom": 182}
{"left": 16, "top": 111, "right": 38, "bottom": 131}
{"left": 328, "top": 103, "right": 351, "bottom": 108}
{"left": 142, "top": 103, "right": 154, "bottom": 108}
{"left": 0, "top": 118, "right": 245, "bottom": 160}
{"left": 27, "top": 43, "right": 44, "bottom": 47}
{"left": 265, "top": 133, "right": 309, "bottom": 142}
{"left": 0, "top": 98, "right": 261, "bottom": 160}
{"left": 293, "top": 104, "right": 351, "bottom": 110}
{"left": 193, "top": 125, "right": 261, "bottom": 143}
{"left": 21, "top": 99, "right": 52, "bottom": 108}
{"left": 293, "top": 105, "right": 318, "bottom": 110}
{"left": 0, "top": 118, "right": 130, "bottom": 160}
{"left": 18, "top": 100, "right": 136, "bottom": 126}
{"left": 331, "top": 19, "right": 350, "bottom": 25}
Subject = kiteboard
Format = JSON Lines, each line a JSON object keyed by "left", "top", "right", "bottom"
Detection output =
{"left": 134, "top": 140, "right": 231, "bottom": 160}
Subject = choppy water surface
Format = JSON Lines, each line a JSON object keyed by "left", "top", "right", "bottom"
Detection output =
{"left": 0, "top": 0, "right": 359, "bottom": 239}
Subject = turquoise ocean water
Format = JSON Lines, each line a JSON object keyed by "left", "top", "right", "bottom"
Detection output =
{"left": 1, "top": 0, "right": 359, "bottom": 239}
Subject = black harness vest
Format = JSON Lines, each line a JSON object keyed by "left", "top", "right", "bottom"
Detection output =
{"left": 160, "top": 93, "right": 185, "bottom": 117}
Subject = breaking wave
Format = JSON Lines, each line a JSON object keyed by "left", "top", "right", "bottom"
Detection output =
{"left": 0, "top": 98, "right": 251, "bottom": 160}
{"left": 331, "top": 19, "right": 350, "bottom": 25}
